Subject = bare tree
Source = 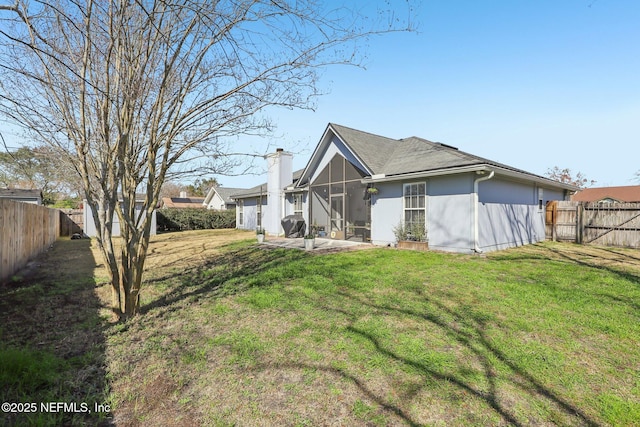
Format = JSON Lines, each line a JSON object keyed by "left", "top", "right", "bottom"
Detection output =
{"left": 0, "top": 0, "right": 413, "bottom": 318}
{"left": 545, "top": 166, "right": 596, "bottom": 189}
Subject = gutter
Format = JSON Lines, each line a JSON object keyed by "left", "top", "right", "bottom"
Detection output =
{"left": 361, "top": 164, "right": 578, "bottom": 192}
{"left": 473, "top": 170, "right": 495, "bottom": 254}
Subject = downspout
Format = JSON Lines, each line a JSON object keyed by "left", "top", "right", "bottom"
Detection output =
{"left": 473, "top": 170, "right": 495, "bottom": 253}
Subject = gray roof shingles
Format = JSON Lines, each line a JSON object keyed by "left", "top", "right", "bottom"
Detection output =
{"left": 329, "top": 123, "right": 548, "bottom": 180}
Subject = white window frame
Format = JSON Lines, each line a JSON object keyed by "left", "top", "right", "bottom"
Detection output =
{"left": 238, "top": 200, "right": 244, "bottom": 226}
{"left": 403, "top": 182, "right": 426, "bottom": 235}
{"left": 293, "top": 193, "right": 303, "bottom": 216}
{"left": 256, "top": 198, "right": 262, "bottom": 228}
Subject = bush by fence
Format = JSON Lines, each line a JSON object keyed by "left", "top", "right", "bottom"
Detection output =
{"left": 156, "top": 208, "right": 236, "bottom": 231}
{"left": 1, "top": 199, "right": 59, "bottom": 283}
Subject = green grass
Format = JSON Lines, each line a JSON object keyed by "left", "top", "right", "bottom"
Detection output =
{"left": 102, "top": 235, "right": 640, "bottom": 426}
{"left": 5, "top": 231, "right": 638, "bottom": 425}
{"left": 0, "top": 238, "right": 109, "bottom": 427}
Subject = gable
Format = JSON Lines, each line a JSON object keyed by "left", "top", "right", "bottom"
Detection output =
{"left": 298, "top": 125, "right": 372, "bottom": 187}
{"left": 311, "top": 153, "right": 367, "bottom": 186}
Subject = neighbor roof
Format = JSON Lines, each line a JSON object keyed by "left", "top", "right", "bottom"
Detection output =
{"left": 161, "top": 196, "right": 206, "bottom": 209}
{"left": 0, "top": 188, "right": 42, "bottom": 200}
{"left": 571, "top": 185, "right": 640, "bottom": 203}
{"left": 205, "top": 186, "right": 244, "bottom": 205}
{"left": 231, "top": 169, "right": 304, "bottom": 199}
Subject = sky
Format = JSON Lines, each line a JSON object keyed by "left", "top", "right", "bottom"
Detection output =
{"left": 1, "top": 1, "right": 638, "bottom": 190}
{"left": 221, "top": 0, "right": 640, "bottom": 189}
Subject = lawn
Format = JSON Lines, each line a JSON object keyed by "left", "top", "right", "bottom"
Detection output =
{"left": 2, "top": 229, "right": 640, "bottom": 426}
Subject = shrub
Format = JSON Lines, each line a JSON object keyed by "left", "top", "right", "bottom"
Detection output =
{"left": 393, "top": 220, "right": 426, "bottom": 242}
{"left": 156, "top": 208, "right": 236, "bottom": 231}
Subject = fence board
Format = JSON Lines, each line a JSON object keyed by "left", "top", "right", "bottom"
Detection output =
{"left": 59, "top": 209, "right": 84, "bottom": 236}
{"left": 0, "top": 199, "right": 60, "bottom": 283}
{"left": 546, "top": 201, "right": 640, "bottom": 249}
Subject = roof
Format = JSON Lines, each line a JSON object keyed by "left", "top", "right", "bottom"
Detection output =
{"left": 330, "top": 123, "right": 543, "bottom": 177}
{"left": 161, "top": 196, "right": 206, "bottom": 209}
{"left": 231, "top": 169, "right": 304, "bottom": 199}
{"left": 571, "top": 185, "right": 640, "bottom": 203}
{"left": 300, "top": 123, "right": 578, "bottom": 191}
{"left": 204, "top": 186, "right": 244, "bottom": 205}
{"left": 0, "top": 188, "right": 42, "bottom": 199}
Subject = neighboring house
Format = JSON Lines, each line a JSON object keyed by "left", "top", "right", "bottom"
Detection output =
{"left": 0, "top": 188, "right": 43, "bottom": 205}
{"left": 233, "top": 123, "right": 578, "bottom": 254}
{"left": 231, "top": 165, "right": 305, "bottom": 232}
{"left": 202, "top": 186, "right": 244, "bottom": 210}
{"left": 83, "top": 195, "right": 157, "bottom": 237}
{"left": 571, "top": 185, "right": 640, "bottom": 203}
{"left": 161, "top": 192, "right": 206, "bottom": 209}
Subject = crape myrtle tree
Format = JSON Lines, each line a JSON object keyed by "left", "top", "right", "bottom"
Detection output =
{"left": 0, "top": 0, "right": 413, "bottom": 318}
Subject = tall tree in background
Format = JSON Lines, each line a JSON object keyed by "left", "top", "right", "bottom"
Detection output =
{"left": 0, "top": 143, "right": 80, "bottom": 204}
{"left": 545, "top": 166, "right": 596, "bottom": 189}
{"left": 0, "top": 0, "right": 413, "bottom": 318}
{"left": 185, "top": 178, "right": 220, "bottom": 197}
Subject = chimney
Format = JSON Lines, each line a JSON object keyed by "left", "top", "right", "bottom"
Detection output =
{"left": 265, "top": 148, "right": 293, "bottom": 235}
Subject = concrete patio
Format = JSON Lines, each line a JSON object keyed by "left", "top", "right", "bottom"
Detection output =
{"left": 258, "top": 237, "right": 372, "bottom": 252}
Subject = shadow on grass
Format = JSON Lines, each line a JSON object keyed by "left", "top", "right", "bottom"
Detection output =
{"left": 140, "top": 242, "right": 309, "bottom": 317}
{"left": 493, "top": 243, "right": 640, "bottom": 286}
{"left": 373, "top": 293, "right": 598, "bottom": 425}
{"left": 137, "top": 242, "right": 613, "bottom": 425}
{"left": 0, "top": 239, "right": 111, "bottom": 426}
{"left": 321, "top": 287, "right": 600, "bottom": 426}
{"left": 492, "top": 243, "right": 640, "bottom": 313}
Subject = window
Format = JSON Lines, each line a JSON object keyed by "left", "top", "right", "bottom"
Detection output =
{"left": 256, "top": 198, "right": 262, "bottom": 228}
{"left": 293, "top": 193, "right": 303, "bottom": 216}
{"left": 403, "top": 183, "right": 426, "bottom": 238}
{"left": 238, "top": 200, "right": 244, "bottom": 226}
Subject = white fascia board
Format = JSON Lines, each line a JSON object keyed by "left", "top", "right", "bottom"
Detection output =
{"left": 362, "top": 164, "right": 579, "bottom": 192}
{"left": 361, "top": 165, "right": 492, "bottom": 183}
{"left": 284, "top": 186, "right": 308, "bottom": 194}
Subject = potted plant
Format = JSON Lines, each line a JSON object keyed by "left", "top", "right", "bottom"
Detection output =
{"left": 256, "top": 227, "right": 265, "bottom": 243}
{"left": 303, "top": 233, "right": 315, "bottom": 251}
{"left": 393, "top": 221, "right": 428, "bottom": 251}
{"left": 366, "top": 186, "right": 379, "bottom": 195}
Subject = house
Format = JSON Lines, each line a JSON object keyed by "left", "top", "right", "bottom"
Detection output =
{"left": 231, "top": 166, "right": 305, "bottom": 231}
{"left": 161, "top": 192, "right": 206, "bottom": 209}
{"left": 233, "top": 123, "right": 578, "bottom": 253}
{"left": 83, "top": 195, "right": 157, "bottom": 237}
{"left": 571, "top": 185, "right": 640, "bottom": 203}
{"left": 202, "top": 186, "right": 244, "bottom": 210}
{"left": 0, "top": 188, "right": 43, "bottom": 205}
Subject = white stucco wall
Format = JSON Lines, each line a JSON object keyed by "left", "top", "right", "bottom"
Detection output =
{"left": 478, "top": 203, "right": 545, "bottom": 252}
{"left": 83, "top": 202, "right": 157, "bottom": 237}
{"left": 370, "top": 173, "right": 568, "bottom": 254}
{"left": 370, "top": 182, "right": 403, "bottom": 245}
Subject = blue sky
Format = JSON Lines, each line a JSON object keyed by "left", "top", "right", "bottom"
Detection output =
{"left": 223, "top": 0, "right": 640, "bottom": 189}
{"left": 1, "top": 1, "right": 637, "bottom": 190}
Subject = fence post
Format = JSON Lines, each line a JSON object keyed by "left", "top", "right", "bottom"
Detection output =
{"left": 576, "top": 203, "right": 583, "bottom": 244}
{"left": 552, "top": 202, "right": 557, "bottom": 242}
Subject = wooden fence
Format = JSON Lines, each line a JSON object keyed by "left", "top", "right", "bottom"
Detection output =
{"left": 546, "top": 201, "right": 640, "bottom": 248}
{"left": 1, "top": 199, "right": 60, "bottom": 283}
{"left": 59, "top": 208, "right": 84, "bottom": 237}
